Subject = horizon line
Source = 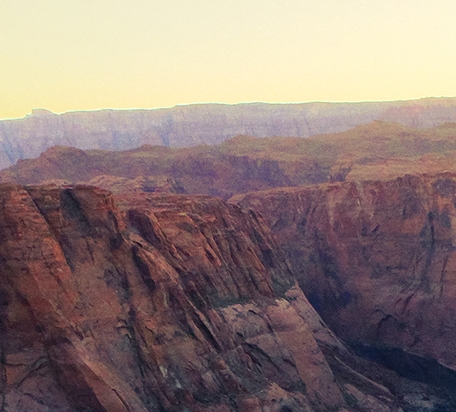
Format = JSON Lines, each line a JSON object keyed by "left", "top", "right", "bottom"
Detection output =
{"left": 2, "top": 95, "right": 455, "bottom": 122}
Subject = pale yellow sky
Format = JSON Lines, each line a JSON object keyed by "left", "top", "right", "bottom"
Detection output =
{"left": 2, "top": 0, "right": 456, "bottom": 120}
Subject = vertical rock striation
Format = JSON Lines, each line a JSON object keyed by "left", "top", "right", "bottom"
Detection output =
{"left": 234, "top": 173, "right": 456, "bottom": 372}
{"left": 0, "top": 184, "right": 404, "bottom": 411}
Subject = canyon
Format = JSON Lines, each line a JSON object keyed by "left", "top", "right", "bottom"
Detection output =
{"left": 3, "top": 120, "right": 456, "bottom": 200}
{"left": 2, "top": 111, "right": 456, "bottom": 410}
{"left": 0, "top": 184, "right": 417, "bottom": 411}
{"left": 234, "top": 174, "right": 456, "bottom": 367}
{"left": 2, "top": 178, "right": 456, "bottom": 410}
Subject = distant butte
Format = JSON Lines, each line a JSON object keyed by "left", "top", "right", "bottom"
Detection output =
{"left": 30, "top": 108, "right": 56, "bottom": 117}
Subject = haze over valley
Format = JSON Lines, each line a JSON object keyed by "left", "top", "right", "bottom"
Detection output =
{"left": 1, "top": 99, "right": 456, "bottom": 410}
{"left": 2, "top": 97, "right": 456, "bottom": 170}
{"left": 4, "top": 0, "right": 456, "bottom": 410}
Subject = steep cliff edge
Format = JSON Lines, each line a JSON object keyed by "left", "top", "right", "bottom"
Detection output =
{"left": 234, "top": 173, "right": 456, "bottom": 375}
{"left": 0, "top": 184, "right": 408, "bottom": 411}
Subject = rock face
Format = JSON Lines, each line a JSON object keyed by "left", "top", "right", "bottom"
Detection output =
{"left": 234, "top": 173, "right": 456, "bottom": 372}
{"left": 5, "top": 121, "right": 456, "bottom": 201}
{"left": 0, "top": 184, "right": 410, "bottom": 411}
{"left": 1, "top": 97, "right": 456, "bottom": 169}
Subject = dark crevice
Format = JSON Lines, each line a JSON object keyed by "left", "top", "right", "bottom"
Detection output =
{"left": 131, "top": 246, "right": 156, "bottom": 293}
{"left": 60, "top": 189, "right": 92, "bottom": 236}
{"left": 46, "top": 357, "right": 107, "bottom": 412}
{"left": 168, "top": 291, "right": 194, "bottom": 338}
{"left": 191, "top": 313, "right": 221, "bottom": 352}
{"left": 440, "top": 255, "right": 450, "bottom": 298}
{"left": 352, "top": 343, "right": 456, "bottom": 395}
{"left": 128, "top": 210, "right": 162, "bottom": 249}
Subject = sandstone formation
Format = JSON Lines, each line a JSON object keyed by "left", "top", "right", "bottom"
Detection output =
{"left": 4, "top": 121, "right": 456, "bottom": 200}
{"left": 4, "top": 115, "right": 456, "bottom": 409}
{"left": 1, "top": 97, "right": 456, "bottom": 169}
{"left": 0, "top": 184, "right": 416, "bottom": 411}
{"left": 234, "top": 173, "right": 456, "bottom": 376}
{"left": 0, "top": 143, "right": 329, "bottom": 198}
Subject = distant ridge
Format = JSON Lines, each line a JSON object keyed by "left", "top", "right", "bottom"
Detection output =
{"left": 1, "top": 97, "right": 456, "bottom": 169}
{"left": 4, "top": 121, "right": 456, "bottom": 199}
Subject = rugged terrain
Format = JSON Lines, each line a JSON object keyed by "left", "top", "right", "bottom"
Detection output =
{"left": 1, "top": 97, "right": 456, "bottom": 169}
{"left": 3, "top": 121, "right": 456, "bottom": 199}
{"left": 235, "top": 174, "right": 456, "bottom": 372}
{"left": 1, "top": 184, "right": 422, "bottom": 412}
{"left": 2, "top": 180, "right": 456, "bottom": 410}
{"left": 3, "top": 108, "right": 456, "bottom": 410}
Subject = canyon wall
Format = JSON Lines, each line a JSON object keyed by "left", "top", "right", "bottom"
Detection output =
{"left": 0, "top": 184, "right": 409, "bottom": 411}
{"left": 1, "top": 97, "right": 456, "bottom": 169}
{"left": 234, "top": 173, "right": 456, "bottom": 371}
{"left": 4, "top": 120, "right": 456, "bottom": 201}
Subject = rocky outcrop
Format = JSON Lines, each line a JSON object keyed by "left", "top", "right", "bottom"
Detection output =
{"left": 0, "top": 184, "right": 411, "bottom": 411}
{"left": 0, "top": 144, "right": 329, "bottom": 198}
{"left": 234, "top": 173, "right": 456, "bottom": 373}
{"left": 1, "top": 97, "right": 456, "bottom": 169}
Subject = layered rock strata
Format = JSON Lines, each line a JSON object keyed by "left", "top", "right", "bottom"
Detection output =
{"left": 0, "top": 184, "right": 406, "bottom": 411}
{"left": 234, "top": 173, "right": 456, "bottom": 372}
{"left": 1, "top": 97, "right": 456, "bottom": 169}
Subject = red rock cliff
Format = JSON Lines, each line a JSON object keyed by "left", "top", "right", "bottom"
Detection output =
{"left": 234, "top": 173, "right": 456, "bottom": 371}
{"left": 0, "top": 184, "right": 408, "bottom": 411}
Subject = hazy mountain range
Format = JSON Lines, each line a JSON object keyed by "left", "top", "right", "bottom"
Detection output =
{"left": 1, "top": 97, "right": 456, "bottom": 169}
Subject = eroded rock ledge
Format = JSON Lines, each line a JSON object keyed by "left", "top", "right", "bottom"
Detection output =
{"left": 0, "top": 184, "right": 411, "bottom": 412}
{"left": 235, "top": 173, "right": 456, "bottom": 373}
{"left": 5, "top": 178, "right": 456, "bottom": 411}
